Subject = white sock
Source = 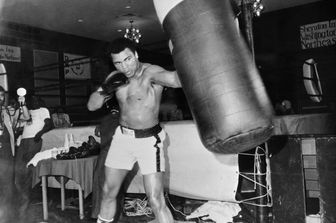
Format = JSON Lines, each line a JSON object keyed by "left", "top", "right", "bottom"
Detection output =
{"left": 97, "top": 215, "right": 114, "bottom": 223}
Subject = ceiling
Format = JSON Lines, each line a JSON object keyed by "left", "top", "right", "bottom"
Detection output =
{"left": 0, "top": 0, "right": 322, "bottom": 52}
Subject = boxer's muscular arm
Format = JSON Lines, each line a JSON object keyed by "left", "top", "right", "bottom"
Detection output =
{"left": 146, "top": 65, "right": 181, "bottom": 88}
{"left": 87, "top": 71, "right": 124, "bottom": 111}
{"left": 87, "top": 90, "right": 106, "bottom": 111}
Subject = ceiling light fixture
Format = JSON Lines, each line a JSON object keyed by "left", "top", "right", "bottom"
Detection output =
{"left": 124, "top": 20, "right": 141, "bottom": 43}
{"left": 253, "top": 0, "right": 264, "bottom": 17}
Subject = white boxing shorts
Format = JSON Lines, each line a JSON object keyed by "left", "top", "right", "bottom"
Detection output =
{"left": 105, "top": 124, "right": 166, "bottom": 175}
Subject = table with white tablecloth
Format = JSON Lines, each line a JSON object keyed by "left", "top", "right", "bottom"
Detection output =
{"left": 32, "top": 156, "right": 98, "bottom": 220}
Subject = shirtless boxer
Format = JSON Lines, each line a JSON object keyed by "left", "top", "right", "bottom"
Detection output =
{"left": 87, "top": 38, "right": 181, "bottom": 223}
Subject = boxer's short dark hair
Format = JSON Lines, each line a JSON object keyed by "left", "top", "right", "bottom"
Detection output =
{"left": 107, "top": 38, "right": 137, "bottom": 55}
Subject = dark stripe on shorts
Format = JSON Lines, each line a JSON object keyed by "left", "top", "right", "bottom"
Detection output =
{"left": 154, "top": 134, "right": 162, "bottom": 172}
{"left": 156, "top": 147, "right": 160, "bottom": 172}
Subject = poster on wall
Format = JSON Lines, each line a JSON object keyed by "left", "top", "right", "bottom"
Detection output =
{"left": 300, "top": 19, "right": 336, "bottom": 50}
{"left": 64, "top": 53, "right": 91, "bottom": 80}
{"left": 0, "top": 44, "right": 21, "bottom": 62}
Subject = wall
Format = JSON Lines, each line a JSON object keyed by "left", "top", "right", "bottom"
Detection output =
{"left": 253, "top": 0, "right": 336, "bottom": 114}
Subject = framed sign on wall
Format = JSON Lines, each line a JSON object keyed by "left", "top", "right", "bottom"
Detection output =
{"left": 64, "top": 53, "right": 91, "bottom": 80}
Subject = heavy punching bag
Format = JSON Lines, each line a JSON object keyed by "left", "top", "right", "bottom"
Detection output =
{"left": 153, "top": 0, "right": 274, "bottom": 153}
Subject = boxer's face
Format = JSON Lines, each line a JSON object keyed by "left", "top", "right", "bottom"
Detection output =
{"left": 111, "top": 48, "right": 139, "bottom": 78}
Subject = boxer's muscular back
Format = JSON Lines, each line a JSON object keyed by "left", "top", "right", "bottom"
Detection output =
{"left": 116, "top": 64, "right": 163, "bottom": 129}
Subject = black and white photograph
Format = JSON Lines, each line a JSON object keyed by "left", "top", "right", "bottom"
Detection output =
{"left": 0, "top": 0, "right": 335, "bottom": 223}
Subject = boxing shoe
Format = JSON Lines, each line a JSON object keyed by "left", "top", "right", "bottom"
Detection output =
{"left": 87, "top": 136, "right": 100, "bottom": 156}
{"left": 88, "top": 135, "right": 97, "bottom": 146}
{"left": 56, "top": 135, "right": 101, "bottom": 159}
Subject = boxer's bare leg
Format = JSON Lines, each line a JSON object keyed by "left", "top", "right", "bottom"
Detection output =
{"left": 98, "top": 167, "right": 128, "bottom": 222}
{"left": 144, "top": 172, "right": 174, "bottom": 223}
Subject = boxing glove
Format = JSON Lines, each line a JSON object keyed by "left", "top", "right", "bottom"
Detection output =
{"left": 101, "top": 72, "right": 128, "bottom": 95}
